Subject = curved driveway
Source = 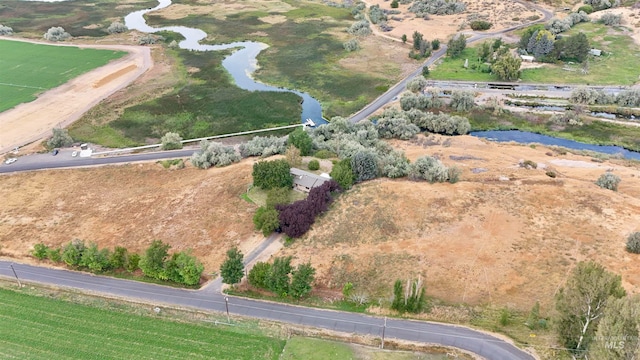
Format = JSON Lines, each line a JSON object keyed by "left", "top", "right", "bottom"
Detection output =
{"left": 0, "top": 260, "right": 536, "bottom": 360}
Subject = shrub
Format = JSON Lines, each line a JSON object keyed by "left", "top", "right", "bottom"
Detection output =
{"left": 314, "top": 150, "right": 337, "bottom": 159}
{"left": 351, "top": 150, "right": 378, "bottom": 182}
{"left": 47, "top": 128, "right": 73, "bottom": 149}
{"left": 369, "top": 5, "right": 387, "bottom": 24}
{"left": 343, "top": 38, "right": 360, "bottom": 51}
{"left": 409, "top": 156, "right": 449, "bottom": 182}
{"left": 577, "top": 5, "right": 593, "bottom": 13}
{"left": 446, "top": 35, "right": 467, "bottom": 58}
{"left": 615, "top": 89, "right": 640, "bottom": 107}
{"left": 584, "top": 0, "right": 620, "bottom": 10}
{"left": 139, "top": 240, "right": 170, "bottom": 279}
{"left": 44, "top": 27, "right": 71, "bottom": 41}
{"left": 172, "top": 250, "right": 204, "bottom": 286}
{"left": 47, "top": 248, "right": 62, "bottom": 263}
{"left": 253, "top": 206, "right": 281, "bottom": 236}
{"left": 308, "top": 159, "right": 320, "bottom": 171}
{"left": 447, "top": 167, "right": 461, "bottom": 184}
{"left": 266, "top": 187, "right": 291, "bottom": 208}
{"left": 391, "top": 0, "right": 399, "bottom": 8}
{"left": 110, "top": 246, "right": 128, "bottom": 270}
{"left": 330, "top": 158, "right": 354, "bottom": 190}
{"left": 595, "top": 172, "right": 621, "bottom": 191}
{"left": 347, "top": 20, "right": 372, "bottom": 36}
{"left": 406, "top": 77, "right": 428, "bottom": 93}
{"left": 239, "top": 135, "right": 287, "bottom": 158}
{"left": 290, "top": 262, "right": 316, "bottom": 299}
{"left": 376, "top": 117, "right": 420, "bottom": 140}
{"left": 431, "top": 39, "right": 440, "bottom": 50}
{"left": 470, "top": 20, "right": 492, "bottom": 30}
{"left": 277, "top": 181, "right": 341, "bottom": 238}
{"left": 0, "top": 24, "right": 13, "bottom": 36}
{"left": 599, "top": 13, "right": 622, "bottom": 26}
{"left": 107, "top": 21, "right": 128, "bottom": 34}
{"left": 626, "top": 232, "right": 640, "bottom": 254}
{"left": 409, "top": 0, "right": 465, "bottom": 16}
{"left": 190, "top": 140, "right": 240, "bottom": 169}
{"left": 285, "top": 145, "right": 302, "bottom": 167}
{"left": 521, "top": 160, "right": 538, "bottom": 169}
{"left": 32, "top": 243, "right": 49, "bottom": 260}
{"left": 391, "top": 278, "right": 427, "bottom": 313}
{"left": 546, "top": 171, "right": 557, "bottom": 178}
{"left": 160, "top": 132, "right": 183, "bottom": 150}
{"left": 379, "top": 150, "right": 410, "bottom": 178}
{"left": 126, "top": 253, "right": 141, "bottom": 272}
{"left": 139, "top": 34, "right": 159, "bottom": 45}
{"left": 80, "top": 243, "right": 111, "bottom": 273}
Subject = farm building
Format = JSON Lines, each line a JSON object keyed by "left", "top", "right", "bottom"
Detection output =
{"left": 290, "top": 168, "right": 330, "bottom": 193}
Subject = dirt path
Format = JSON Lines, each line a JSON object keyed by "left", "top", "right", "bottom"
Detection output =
{"left": 0, "top": 36, "right": 152, "bottom": 155}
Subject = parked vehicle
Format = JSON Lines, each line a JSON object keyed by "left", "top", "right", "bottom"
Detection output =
{"left": 71, "top": 151, "right": 78, "bottom": 157}
{"left": 4, "top": 158, "right": 17, "bottom": 165}
{"left": 52, "top": 149, "right": 59, "bottom": 156}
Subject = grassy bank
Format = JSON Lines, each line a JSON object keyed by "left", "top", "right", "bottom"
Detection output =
{"left": 0, "top": 40, "right": 125, "bottom": 112}
{"left": 467, "top": 108, "right": 640, "bottom": 152}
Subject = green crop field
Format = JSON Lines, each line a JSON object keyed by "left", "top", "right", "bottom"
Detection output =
{"left": 0, "top": 288, "right": 284, "bottom": 359}
{"left": 0, "top": 40, "right": 125, "bottom": 113}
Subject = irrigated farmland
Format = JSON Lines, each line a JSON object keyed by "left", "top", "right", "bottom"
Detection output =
{"left": 0, "top": 39, "right": 125, "bottom": 112}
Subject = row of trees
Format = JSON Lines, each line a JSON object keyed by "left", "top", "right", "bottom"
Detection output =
{"left": 408, "top": 0, "right": 465, "bottom": 16}
{"left": 519, "top": 25, "right": 590, "bottom": 63}
{"left": 32, "top": 239, "right": 204, "bottom": 285}
{"left": 569, "top": 87, "right": 640, "bottom": 107}
{"left": 220, "top": 248, "right": 316, "bottom": 299}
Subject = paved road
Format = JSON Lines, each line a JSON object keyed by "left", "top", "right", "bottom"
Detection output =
{"left": 0, "top": 260, "right": 536, "bottom": 360}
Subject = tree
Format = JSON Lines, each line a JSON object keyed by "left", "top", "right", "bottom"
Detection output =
{"left": 526, "top": 29, "right": 555, "bottom": 59}
{"left": 80, "top": 243, "right": 111, "bottom": 273}
{"left": 449, "top": 90, "right": 475, "bottom": 112}
{"left": 139, "top": 240, "right": 171, "bottom": 279}
{"left": 44, "top": 27, "right": 71, "bottom": 41}
{"left": 596, "top": 172, "right": 621, "bottom": 191}
{"left": 351, "top": 150, "right": 378, "bottom": 182}
{"left": 492, "top": 54, "right": 522, "bottom": 81}
{"left": 391, "top": 0, "right": 399, "bottom": 8}
{"left": 173, "top": 250, "right": 204, "bottom": 286}
{"left": 288, "top": 128, "right": 313, "bottom": 156}
{"left": 412, "top": 31, "right": 424, "bottom": 51}
{"left": 406, "top": 76, "right": 428, "bottom": 93}
{"left": 160, "top": 132, "right": 183, "bottom": 150}
{"left": 220, "top": 247, "right": 244, "bottom": 285}
{"left": 252, "top": 159, "right": 292, "bottom": 190}
{"left": 253, "top": 206, "right": 280, "bottom": 236}
{"left": 126, "top": 253, "right": 141, "bottom": 272}
{"left": 401, "top": 34, "right": 407, "bottom": 43}
{"left": 239, "top": 136, "right": 287, "bottom": 158}
{"left": 446, "top": 35, "right": 466, "bottom": 58}
{"left": 110, "top": 246, "right": 128, "bottom": 269}
{"left": 330, "top": 158, "right": 354, "bottom": 190}
{"left": 559, "top": 32, "right": 590, "bottom": 62}
{"left": 290, "top": 262, "right": 316, "bottom": 298}
{"left": 589, "top": 296, "right": 640, "bottom": 359}
{"left": 555, "top": 261, "right": 626, "bottom": 357}
{"left": 62, "top": 239, "right": 86, "bottom": 267}
{"left": 409, "top": 156, "right": 449, "bottom": 182}
{"left": 267, "top": 256, "right": 292, "bottom": 296}
{"left": 422, "top": 66, "right": 430, "bottom": 77}
{"left": 248, "top": 261, "right": 272, "bottom": 289}
{"left": 285, "top": 145, "right": 302, "bottom": 167}
{"left": 431, "top": 39, "right": 440, "bottom": 50}
{"left": 47, "top": 128, "right": 73, "bottom": 149}
{"left": 476, "top": 41, "right": 492, "bottom": 62}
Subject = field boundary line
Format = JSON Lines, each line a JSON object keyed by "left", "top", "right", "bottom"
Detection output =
{"left": 0, "top": 82, "right": 46, "bottom": 90}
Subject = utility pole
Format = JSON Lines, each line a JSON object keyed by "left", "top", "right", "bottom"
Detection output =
{"left": 381, "top": 316, "right": 387, "bottom": 349}
{"left": 10, "top": 264, "right": 21, "bottom": 288}
{"left": 225, "top": 296, "right": 230, "bottom": 323}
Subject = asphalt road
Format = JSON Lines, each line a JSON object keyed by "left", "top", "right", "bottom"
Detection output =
{"left": 0, "top": 260, "right": 536, "bottom": 360}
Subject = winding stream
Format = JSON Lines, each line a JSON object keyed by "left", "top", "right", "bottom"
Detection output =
{"left": 124, "top": 0, "right": 326, "bottom": 125}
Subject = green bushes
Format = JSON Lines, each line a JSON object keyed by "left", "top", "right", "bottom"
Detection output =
{"left": 577, "top": 5, "right": 593, "bottom": 13}
{"left": 239, "top": 135, "right": 287, "bottom": 158}
{"left": 47, "top": 128, "right": 73, "bottom": 149}
{"left": 252, "top": 159, "right": 292, "bottom": 190}
{"left": 626, "top": 232, "right": 640, "bottom": 254}
{"left": 247, "top": 257, "right": 316, "bottom": 299}
{"left": 470, "top": 20, "right": 492, "bottom": 31}
{"left": 308, "top": 159, "right": 320, "bottom": 171}
{"left": 409, "top": 156, "right": 450, "bottom": 183}
{"left": 391, "top": 278, "right": 428, "bottom": 313}
{"left": 160, "top": 132, "right": 183, "bottom": 150}
{"left": 31, "top": 239, "right": 203, "bottom": 286}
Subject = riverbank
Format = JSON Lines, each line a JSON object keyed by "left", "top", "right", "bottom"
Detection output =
{"left": 466, "top": 107, "right": 640, "bottom": 154}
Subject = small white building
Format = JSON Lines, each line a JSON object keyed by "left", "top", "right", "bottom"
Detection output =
{"left": 520, "top": 55, "right": 535, "bottom": 62}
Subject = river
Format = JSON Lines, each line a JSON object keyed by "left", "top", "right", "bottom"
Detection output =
{"left": 123, "top": 0, "right": 327, "bottom": 125}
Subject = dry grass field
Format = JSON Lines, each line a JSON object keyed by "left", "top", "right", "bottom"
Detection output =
{"left": 2, "top": 136, "right": 640, "bottom": 312}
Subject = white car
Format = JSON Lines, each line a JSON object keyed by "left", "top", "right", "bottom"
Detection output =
{"left": 71, "top": 151, "right": 78, "bottom": 157}
{"left": 4, "top": 158, "right": 17, "bottom": 165}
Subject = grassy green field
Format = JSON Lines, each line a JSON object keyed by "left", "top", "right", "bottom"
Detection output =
{"left": 281, "top": 337, "right": 450, "bottom": 359}
{"left": 0, "top": 40, "right": 125, "bottom": 112}
{"left": 0, "top": 287, "right": 285, "bottom": 359}
{"left": 430, "top": 22, "right": 640, "bottom": 85}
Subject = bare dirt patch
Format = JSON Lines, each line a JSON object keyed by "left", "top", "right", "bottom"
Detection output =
{"left": 590, "top": 8, "right": 640, "bottom": 45}
{"left": 259, "top": 15, "right": 287, "bottom": 24}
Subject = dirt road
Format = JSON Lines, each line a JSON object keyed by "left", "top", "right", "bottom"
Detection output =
{"left": 0, "top": 36, "right": 151, "bottom": 155}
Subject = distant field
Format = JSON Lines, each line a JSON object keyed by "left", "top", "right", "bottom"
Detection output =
{"left": 0, "top": 40, "right": 125, "bottom": 112}
{"left": 0, "top": 288, "right": 284, "bottom": 359}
